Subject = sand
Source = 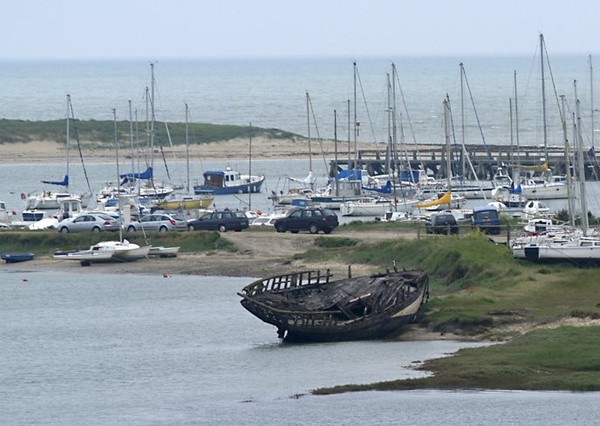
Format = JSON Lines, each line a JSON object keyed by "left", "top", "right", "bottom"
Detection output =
{"left": 0, "top": 137, "right": 347, "bottom": 164}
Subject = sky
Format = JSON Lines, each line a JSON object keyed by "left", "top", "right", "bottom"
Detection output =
{"left": 3, "top": 0, "right": 600, "bottom": 60}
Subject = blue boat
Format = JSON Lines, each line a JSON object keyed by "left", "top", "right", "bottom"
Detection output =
{"left": 193, "top": 167, "right": 265, "bottom": 195}
{"left": 1, "top": 253, "right": 35, "bottom": 263}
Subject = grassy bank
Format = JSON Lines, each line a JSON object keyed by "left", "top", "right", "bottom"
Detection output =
{"left": 292, "top": 228, "right": 600, "bottom": 393}
{"left": 0, "top": 230, "right": 234, "bottom": 254}
{"left": 0, "top": 118, "right": 299, "bottom": 146}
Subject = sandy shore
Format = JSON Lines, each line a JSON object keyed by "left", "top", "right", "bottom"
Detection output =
{"left": 0, "top": 137, "right": 358, "bottom": 164}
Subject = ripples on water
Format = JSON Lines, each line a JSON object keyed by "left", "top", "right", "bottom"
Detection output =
{"left": 2, "top": 270, "right": 600, "bottom": 424}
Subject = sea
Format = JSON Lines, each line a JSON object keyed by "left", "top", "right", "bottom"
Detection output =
{"left": 3, "top": 56, "right": 600, "bottom": 425}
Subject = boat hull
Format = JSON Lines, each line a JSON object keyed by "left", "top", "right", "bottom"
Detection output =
{"left": 193, "top": 180, "right": 264, "bottom": 195}
{"left": 239, "top": 269, "right": 429, "bottom": 342}
{"left": 1, "top": 253, "right": 35, "bottom": 263}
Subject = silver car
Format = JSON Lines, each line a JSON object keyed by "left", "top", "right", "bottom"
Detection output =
{"left": 126, "top": 213, "right": 187, "bottom": 233}
{"left": 57, "top": 213, "right": 120, "bottom": 233}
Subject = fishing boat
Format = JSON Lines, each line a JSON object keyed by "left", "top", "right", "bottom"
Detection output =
{"left": 193, "top": 167, "right": 265, "bottom": 195}
{"left": 1, "top": 253, "right": 35, "bottom": 263}
{"left": 238, "top": 267, "right": 429, "bottom": 342}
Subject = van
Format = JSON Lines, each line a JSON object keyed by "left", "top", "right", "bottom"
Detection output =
{"left": 471, "top": 206, "right": 500, "bottom": 234}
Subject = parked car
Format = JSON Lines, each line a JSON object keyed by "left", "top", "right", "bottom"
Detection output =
{"left": 187, "top": 210, "right": 249, "bottom": 232}
{"left": 273, "top": 207, "right": 339, "bottom": 234}
{"left": 57, "top": 213, "right": 120, "bottom": 233}
{"left": 471, "top": 206, "right": 501, "bottom": 234}
{"left": 425, "top": 212, "right": 459, "bottom": 235}
{"left": 126, "top": 213, "right": 187, "bottom": 232}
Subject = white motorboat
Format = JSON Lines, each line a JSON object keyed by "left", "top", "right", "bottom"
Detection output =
{"left": 148, "top": 246, "right": 180, "bottom": 258}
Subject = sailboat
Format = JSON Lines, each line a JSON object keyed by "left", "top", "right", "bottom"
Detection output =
{"left": 511, "top": 34, "right": 569, "bottom": 200}
{"left": 512, "top": 54, "right": 600, "bottom": 263}
{"left": 415, "top": 97, "right": 464, "bottom": 212}
{"left": 26, "top": 94, "right": 93, "bottom": 210}
{"left": 153, "top": 104, "right": 214, "bottom": 211}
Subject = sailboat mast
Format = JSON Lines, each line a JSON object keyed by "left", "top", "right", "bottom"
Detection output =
{"left": 305, "top": 91, "right": 313, "bottom": 175}
{"left": 574, "top": 82, "right": 589, "bottom": 232}
{"left": 540, "top": 34, "right": 549, "bottom": 160}
{"left": 444, "top": 97, "right": 452, "bottom": 209}
{"left": 334, "top": 109, "right": 338, "bottom": 180}
{"left": 66, "top": 94, "right": 70, "bottom": 189}
{"left": 114, "top": 108, "right": 123, "bottom": 242}
{"left": 248, "top": 123, "right": 253, "bottom": 210}
{"left": 514, "top": 70, "right": 520, "bottom": 167}
{"left": 150, "top": 62, "right": 156, "bottom": 170}
{"left": 128, "top": 100, "right": 135, "bottom": 179}
{"left": 353, "top": 61, "right": 358, "bottom": 168}
{"left": 590, "top": 55, "right": 595, "bottom": 150}
{"left": 386, "top": 72, "right": 392, "bottom": 175}
{"left": 185, "top": 103, "right": 190, "bottom": 194}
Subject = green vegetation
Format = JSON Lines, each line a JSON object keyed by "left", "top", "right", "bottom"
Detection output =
{"left": 0, "top": 230, "right": 234, "bottom": 254}
{"left": 0, "top": 118, "right": 300, "bottom": 146}
{"left": 288, "top": 228, "right": 600, "bottom": 393}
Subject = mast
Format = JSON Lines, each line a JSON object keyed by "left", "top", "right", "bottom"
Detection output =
{"left": 334, "top": 109, "right": 338, "bottom": 187}
{"left": 128, "top": 100, "right": 135, "bottom": 179}
{"left": 590, "top": 55, "right": 595, "bottom": 151}
{"left": 514, "top": 70, "right": 520, "bottom": 168}
{"left": 386, "top": 72, "right": 392, "bottom": 175}
{"left": 574, "top": 82, "right": 589, "bottom": 232}
{"left": 560, "top": 94, "right": 575, "bottom": 229}
{"left": 150, "top": 62, "right": 156, "bottom": 170}
{"left": 540, "top": 34, "right": 549, "bottom": 161}
{"left": 444, "top": 96, "right": 452, "bottom": 209}
{"left": 185, "top": 103, "right": 190, "bottom": 194}
{"left": 114, "top": 108, "right": 123, "bottom": 242}
{"left": 305, "top": 91, "right": 313, "bottom": 176}
{"left": 353, "top": 61, "right": 358, "bottom": 168}
{"left": 248, "top": 123, "right": 253, "bottom": 210}
{"left": 66, "top": 94, "right": 70, "bottom": 189}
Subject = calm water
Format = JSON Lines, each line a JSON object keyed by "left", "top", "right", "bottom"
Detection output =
{"left": 2, "top": 270, "right": 599, "bottom": 426}
{"left": 0, "top": 55, "right": 597, "bottom": 147}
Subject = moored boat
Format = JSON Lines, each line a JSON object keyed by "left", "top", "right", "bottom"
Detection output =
{"left": 238, "top": 267, "right": 429, "bottom": 342}
{"left": 1, "top": 253, "right": 35, "bottom": 263}
{"left": 193, "top": 167, "right": 265, "bottom": 195}
{"left": 148, "top": 246, "right": 180, "bottom": 258}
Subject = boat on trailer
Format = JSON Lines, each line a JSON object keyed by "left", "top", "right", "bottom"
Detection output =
{"left": 238, "top": 267, "right": 429, "bottom": 342}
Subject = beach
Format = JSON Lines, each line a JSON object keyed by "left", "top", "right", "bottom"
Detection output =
{"left": 0, "top": 136, "right": 345, "bottom": 164}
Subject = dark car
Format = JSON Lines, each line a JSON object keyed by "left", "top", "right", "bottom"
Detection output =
{"left": 425, "top": 212, "right": 458, "bottom": 235}
{"left": 471, "top": 206, "right": 501, "bottom": 235}
{"left": 187, "top": 210, "right": 249, "bottom": 232}
{"left": 273, "top": 207, "right": 339, "bottom": 234}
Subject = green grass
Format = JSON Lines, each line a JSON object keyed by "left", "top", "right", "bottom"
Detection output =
{"left": 0, "top": 118, "right": 300, "bottom": 146}
{"left": 314, "top": 326, "right": 600, "bottom": 393}
{"left": 0, "top": 230, "right": 234, "bottom": 254}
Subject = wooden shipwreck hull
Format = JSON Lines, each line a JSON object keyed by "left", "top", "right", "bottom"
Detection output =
{"left": 238, "top": 268, "right": 429, "bottom": 342}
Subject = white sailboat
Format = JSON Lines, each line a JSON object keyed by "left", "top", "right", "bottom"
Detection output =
{"left": 26, "top": 94, "right": 93, "bottom": 210}
{"left": 512, "top": 54, "right": 600, "bottom": 263}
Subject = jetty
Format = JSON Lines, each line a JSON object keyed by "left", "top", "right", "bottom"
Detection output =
{"left": 329, "top": 143, "right": 600, "bottom": 181}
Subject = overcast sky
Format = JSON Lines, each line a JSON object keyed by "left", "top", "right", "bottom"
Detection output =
{"left": 3, "top": 0, "right": 600, "bottom": 60}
